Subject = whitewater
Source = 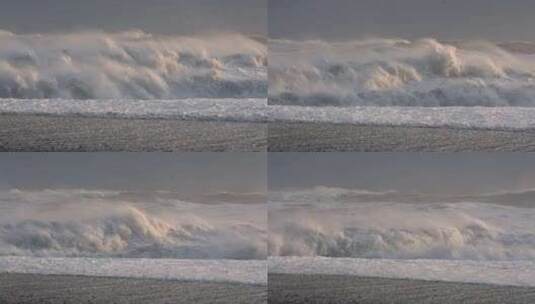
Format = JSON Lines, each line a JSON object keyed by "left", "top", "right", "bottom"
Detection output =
{"left": 0, "top": 98, "right": 268, "bottom": 122}
{"left": 0, "top": 30, "right": 266, "bottom": 99}
{"left": 5, "top": 99, "right": 535, "bottom": 131}
{"left": 0, "top": 189, "right": 266, "bottom": 259}
{"left": 269, "top": 187, "right": 535, "bottom": 260}
{"left": 270, "top": 38, "right": 535, "bottom": 107}
{"left": 268, "top": 187, "right": 535, "bottom": 286}
{"left": 4, "top": 34, "right": 535, "bottom": 131}
{"left": 0, "top": 256, "right": 266, "bottom": 285}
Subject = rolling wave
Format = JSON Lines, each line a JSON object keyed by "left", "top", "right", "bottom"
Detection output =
{"left": 269, "top": 188, "right": 535, "bottom": 260}
{"left": 0, "top": 189, "right": 266, "bottom": 259}
{"left": 0, "top": 30, "right": 266, "bottom": 99}
{"left": 270, "top": 38, "right": 535, "bottom": 106}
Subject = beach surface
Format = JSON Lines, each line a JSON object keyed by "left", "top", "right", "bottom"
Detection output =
{"left": 268, "top": 273, "right": 535, "bottom": 304}
{"left": 268, "top": 122, "right": 535, "bottom": 151}
{"left": 0, "top": 114, "right": 266, "bottom": 151}
{"left": 0, "top": 273, "right": 266, "bottom": 304}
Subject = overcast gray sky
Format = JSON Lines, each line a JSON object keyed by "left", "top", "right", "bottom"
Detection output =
{"left": 269, "top": 153, "right": 535, "bottom": 195}
{"left": 0, "top": 153, "right": 266, "bottom": 194}
{"left": 0, "top": 0, "right": 266, "bottom": 36}
{"left": 4, "top": 153, "right": 534, "bottom": 197}
{"left": 270, "top": 0, "right": 535, "bottom": 41}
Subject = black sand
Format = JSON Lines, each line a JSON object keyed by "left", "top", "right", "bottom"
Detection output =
{"left": 268, "top": 273, "right": 535, "bottom": 304}
{"left": 268, "top": 122, "right": 535, "bottom": 152}
{"left": 0, "top": 273, "right": 266, "bottom": 304}
{"left": 0, "top": 114, "right": 266, "bottom": 151}
{"left": 4, "top": 115, "right": 534, "bottom": 152}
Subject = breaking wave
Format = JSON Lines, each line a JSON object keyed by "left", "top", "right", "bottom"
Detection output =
{"left": 0, "top": 189, "right": 266, "bottom": 259}
{"left": 269, "top": 38, "right": 535, "bottom": 106}
{"left": 0, "top": 30, "right": 266, "bottom": 99}
{"left": 269, "top": 188, "right": 535, "bottom": 260}
{"left": 269, "top": 186, "right": 395, "bottom": 203}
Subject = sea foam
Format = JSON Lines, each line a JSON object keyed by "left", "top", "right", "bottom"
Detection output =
{"left": 0, "top": 30, "right": 266, "bottom": 99}
{"left": 270, "top": 38, "right": 535, "bottom": 107}
{"left": 269, "top": 188, "right": 535, "bottom": 260}
{"left": 0, "top": 189, "right": 266, "bottom": 259}
{"left": 0, "top": 256, "right": 267, "bottom": 285}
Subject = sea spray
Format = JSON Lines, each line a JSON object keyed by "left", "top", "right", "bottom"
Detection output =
{"left": 0, "top": 189, "right": 266, "bottom": 259}
{"left": 270, "top": 38, "right": 535, "bottom": 106}
{"left": 0, "top": 30, "right": 266, "bottom": 99}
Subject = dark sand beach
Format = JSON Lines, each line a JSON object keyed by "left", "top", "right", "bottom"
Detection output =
{"left": 268, "top": 273, "right": 535, "bottom": 304}
{"left": 0, "top": 114, "right": 266, "bottom": 152}
{"left": 4, "top": 115, "right": 533, "bottom": 152}
{"left": 268, "top": 122, "right": 535, "bottom": 152}
{"left": 0, "top": 273, "right": 266, "bottom": 304}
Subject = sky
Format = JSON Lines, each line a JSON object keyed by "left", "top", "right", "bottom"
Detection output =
{"left": 3, "top": 152, "right": 535, "bottom": 197}
{"left": 269, "top": 153, "right": 535, "bottom": 195}
{"left": 269, "top": 0, "right": 535, "bottom": 41}
{"left": 0, "top": 0, "right": 266, "bottom": 36}
{"left": 0, "top": 153, "right": 266, "bottom": 194}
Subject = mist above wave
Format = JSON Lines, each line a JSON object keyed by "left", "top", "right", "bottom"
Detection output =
{"left": 269, "top": 188, "right": 535, "bottom": 260}
{"left": 0, "top": 30, "right": 266, "bottom": 99}
{"left": 0, "top": 189, "right": 266, "bottom": 259}
{"left": 269, "top": 38, "right": 535, "bottom": 106}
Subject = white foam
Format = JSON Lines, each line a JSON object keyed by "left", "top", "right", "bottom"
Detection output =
{"left": 268, "top": 105, "right": 535, "bottom": 130}
{"left": 270, "top": 38, "right": 535, "bottom": 107}
{"left": 0, "top": 256, "right": 266, "bottom": 285}
{"left": 269, "top": 256, "right": 535, "bottom": 287}
{"left": 0, "top": 189, "right": 267, "bottom": 259}
{"left": 0, "top": 98, "right": 268, "bottom": 122}
{"left": 4, "top": 99, "right": 535, "bottom": 130}
{"left": 269, "top": 189, "right": 535, "bottom": 260}
{"left": 0, "top": 31, "right": 266, "bottom": 99}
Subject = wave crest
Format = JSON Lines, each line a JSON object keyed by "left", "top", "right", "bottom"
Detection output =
{"left": 0, "top": 31, "right": 267, "bottom": 99}
{"left": 269, "top": 189, "right": 535, "bottom": 260}
{"left": 269, "top": 38, "right": 535, "bottom": 106}
{"left": 0, "top": 189, "right": 266, "bottom": 259}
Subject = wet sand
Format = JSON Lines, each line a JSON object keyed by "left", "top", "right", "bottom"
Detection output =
{"left": 268, "top": 122, "right": 535, "bottom": 152}
{"left": 4, "top": 115, "right": 533, "bottom": 152}
{"left": 0, "top": 273, "right": 266, "bottom": 304}
{"left": 268, "top": 273, "right": 535, "bottom": 304}
{"left": 0, "top": 114, "right": 266, "bottom": 151}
